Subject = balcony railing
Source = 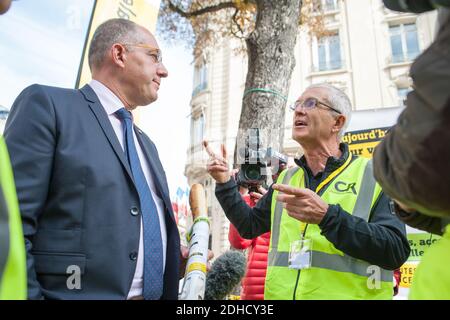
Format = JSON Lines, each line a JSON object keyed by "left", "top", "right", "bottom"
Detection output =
{"left": 186, "top": 142, "right": 207, "bottom": 170}
{"left": 312, "top": 1, "right": 339, "bottom": 14}
{"left": 311, "top": 60, "right": 345, "bottom": 73}
{"left": 322, "top": 2, "right": 338, "bottom": 12}
{"left": 390, "top": 51, "right": 420, "bottom": 64}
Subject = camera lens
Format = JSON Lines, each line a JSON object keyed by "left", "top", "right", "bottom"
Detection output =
{"left": 245, "top": 166, "right": 261, "bottom": 180}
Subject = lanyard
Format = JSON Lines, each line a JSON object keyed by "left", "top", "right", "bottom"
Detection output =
{"left": 299, "top": 153, "right": 353, "bottom": 235}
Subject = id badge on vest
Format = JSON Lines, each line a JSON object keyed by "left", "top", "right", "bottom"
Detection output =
{"left": 288, "top": 236, "right": 312, "bottom": 270}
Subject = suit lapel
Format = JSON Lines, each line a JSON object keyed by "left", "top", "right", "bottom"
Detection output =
{"left": 80, "top": 85, "right": 175, "bottom": 224}
{"left": 135, "top": 129, "right": 176, "bottom": 224}
{"left": 79, "top": 85, "right": 134, "bottom": 182}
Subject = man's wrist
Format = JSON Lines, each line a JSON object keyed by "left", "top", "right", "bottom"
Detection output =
{"left": 216, "top": 177, "right": 231, "bottom": 184}
{"left": 215, "top": 177, "right": 237, "bottom": 192}
{"left": 318, "top": 204, "right": 339, "bottom": 230}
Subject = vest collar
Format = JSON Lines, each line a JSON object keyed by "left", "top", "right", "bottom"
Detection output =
{"left": 294, "top": 143, "right": 350, "bottom": 178}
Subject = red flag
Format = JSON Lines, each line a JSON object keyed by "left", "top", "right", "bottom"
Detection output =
{"left": 172, "top": 202, "right": 179, "bottom": 224}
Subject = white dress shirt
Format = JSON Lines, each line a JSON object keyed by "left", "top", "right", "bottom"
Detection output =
{"left": 88, "top": 80, "right": 167, "bottom": 299}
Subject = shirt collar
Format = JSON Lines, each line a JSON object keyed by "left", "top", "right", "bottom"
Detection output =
{"left": 88, "top": 80, "right": 126, "bottom": 116}
{"left": 294, "top": 143, "right": 350, "bottom": 175}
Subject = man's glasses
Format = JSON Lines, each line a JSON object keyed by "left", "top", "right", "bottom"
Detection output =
{"left": 289, "top": 97, "right": 341, "bottom": 114}
{"left": 121, "top": 43, "right": 162, "bottom": 64}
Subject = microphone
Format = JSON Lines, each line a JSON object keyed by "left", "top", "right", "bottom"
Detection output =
{"left": 204, "top": 250, "right": 246, "bottom": 300}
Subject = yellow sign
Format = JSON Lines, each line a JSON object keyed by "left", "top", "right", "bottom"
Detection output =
{"left": 399, "top": 232, "right": 440, "bottom": 289}
{"left": 342, "top": 127, "right": 390, "bottom": 158}
{"left": 75, "top": 0, "right": 161, "bottom": 89}
{"left": 400, "top": 262, "right": 418, "bottom": 288}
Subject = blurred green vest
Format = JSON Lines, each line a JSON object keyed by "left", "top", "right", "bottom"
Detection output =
{"left": 0, "top": 136, "right": 26, "bottom": 300}
{"left": 265, "top": 157, "right": 393, "bottom": 300}
{"left": 409, "top": 225, "right": 450, "bottom": 300}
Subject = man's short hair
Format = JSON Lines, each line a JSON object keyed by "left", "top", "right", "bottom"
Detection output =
{"left": 306, "top": 83, "right": 352, "bottom": 139}
{"left": 88, "top": 18, "right": 145, "bottom": 71}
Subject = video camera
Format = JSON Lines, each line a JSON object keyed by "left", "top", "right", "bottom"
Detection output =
{"left": 236, "top": 128, "right": 288, "bottom": 192}
{"left": 383, "top": 0, "right": 450, "bottom": 13}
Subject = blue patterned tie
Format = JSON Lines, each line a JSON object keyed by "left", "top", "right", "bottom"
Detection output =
{"left": 115, "top": 108, "right": 164, "bottom": 300}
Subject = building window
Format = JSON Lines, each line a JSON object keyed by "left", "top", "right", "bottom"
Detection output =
{"left": 0, "top": 107, "right": 8, "bottom": 120}
{"left": 389, "top": 23, "right": 420, "bottom": 63}
{"left": 322, "top": 0, "right": 338, "bottom": 12}
{"left": 314, "top": 32, "right": 343, "bottom": 72}
{"left": 192, "top": 63, "right": 208, "bottom": 97}
{"left": 191, "top": 113, "right": 205, "bottom": 147}
{"left": 397, "top": 87, "right": 412, "bottom": 106}
{"left": 313, "top": 0, "right": 339, "bottom": 13}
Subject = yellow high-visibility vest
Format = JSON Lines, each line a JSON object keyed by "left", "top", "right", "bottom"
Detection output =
{"left": 0, "top": 136, "right": 26, "bottom": 300}
{"left": 265, "top": 156, "right": 392, "bottom": 300}
{"left": 409, "top": 225, "right": 450, "bottom": 300}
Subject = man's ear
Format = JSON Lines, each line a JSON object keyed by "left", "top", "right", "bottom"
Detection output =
{"left": 111, "top": 44, "right": 127, "bottom": 68}
{"left": 332, "top": 114, "right": 346, "bottom": 134}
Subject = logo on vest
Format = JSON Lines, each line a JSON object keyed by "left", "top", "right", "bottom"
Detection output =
{"left": 334, "top": 181, "right": 357, "bottom": 195}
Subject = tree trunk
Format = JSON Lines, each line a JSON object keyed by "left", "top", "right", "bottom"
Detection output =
{"left": 235, "top": 0, "right": 302, "bottom": 165}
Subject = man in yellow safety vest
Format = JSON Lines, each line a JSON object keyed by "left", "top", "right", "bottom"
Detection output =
{"left": 204, "top": 83, "right": 410, "bottom": 299}
{"left": 0, "top": 0, "right": 26, "bottom": 300}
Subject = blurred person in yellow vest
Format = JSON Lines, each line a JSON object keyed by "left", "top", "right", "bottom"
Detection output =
{"left": 204, "top": 84, "right": 410, "bottom": 300}
{"left": 0, "top": 136, "right": 26, "bottom": 299}
{"left": 374, "top": 1, "right": 450, "bottom": 300}
{"left": 0, "top": 0, "right": 26, "bottom": 300}
{"left": 391, "top": 200, "right": 450, "bottom": 299}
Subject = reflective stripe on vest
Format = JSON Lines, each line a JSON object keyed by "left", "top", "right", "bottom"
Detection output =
{"left": 268, "top": 166, "right": 299, "bottom": 267}
{"left": 268, "top": 251, "right": 391, "bottom": 282}
{"left": 266, "top": 157, "right": 393, "bottom": 299}
{"left": 352, "top": 159, "right": 376, "bottom": 221}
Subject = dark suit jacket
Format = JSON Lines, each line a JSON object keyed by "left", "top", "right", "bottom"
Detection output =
{"left": 4, "top": 84, "right": 180, "bottom": 300}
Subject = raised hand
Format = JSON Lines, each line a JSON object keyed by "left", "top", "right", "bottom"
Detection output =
{"left": 203, "top": 140, "right": 231, "bottom": 184}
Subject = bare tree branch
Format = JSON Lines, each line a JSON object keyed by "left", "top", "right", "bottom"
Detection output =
{"left": 167, "top": 1, "right": 237, "bottom": 18}
{"left": 231, "top": 8, "right": 246, "bottom": 38}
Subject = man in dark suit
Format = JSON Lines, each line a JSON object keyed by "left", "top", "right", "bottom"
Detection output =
{"left": 4, "top": 18, "right": 181, "bottom": 300}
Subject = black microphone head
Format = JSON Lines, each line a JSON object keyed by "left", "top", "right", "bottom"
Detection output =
{"left": 204, "top": 250, "right": 246, "bottom": 300}
{"left": 383, "top": 0, "right": 435, "bottom": 13}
